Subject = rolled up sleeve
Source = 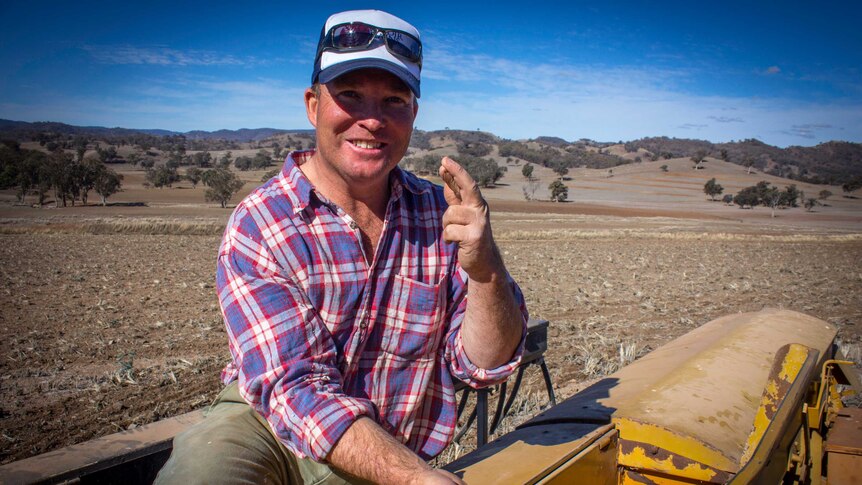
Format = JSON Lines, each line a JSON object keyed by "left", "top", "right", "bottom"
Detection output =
{"left": 217, "top": 211, "right": 375, "bottom": 462}
{"left": 444, "top": 264, "right": 529, "bottom": 389}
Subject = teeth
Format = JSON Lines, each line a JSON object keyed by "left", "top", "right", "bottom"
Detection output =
{"left": 352, "top": 140, "right": 383, "bottom": 149}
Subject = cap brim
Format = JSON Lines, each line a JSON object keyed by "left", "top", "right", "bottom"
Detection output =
{"left": 317, "top": 58, "right": 421, "bottom": 98}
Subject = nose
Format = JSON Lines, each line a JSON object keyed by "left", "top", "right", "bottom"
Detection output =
{"left": 357, "top": 101, "right": 386, "bottom": 132}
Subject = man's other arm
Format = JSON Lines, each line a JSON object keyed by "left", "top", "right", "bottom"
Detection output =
{"left": 328, "top": 417, "right": 464, "bottom": 485}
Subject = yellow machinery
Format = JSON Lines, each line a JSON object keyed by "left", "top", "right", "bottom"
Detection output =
{"left": 444, "top": 309, "right": 861, "bottom": 484}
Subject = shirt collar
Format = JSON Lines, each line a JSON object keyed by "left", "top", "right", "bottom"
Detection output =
{"left": 280, "top": 150, "right": 317, "bottom": 214}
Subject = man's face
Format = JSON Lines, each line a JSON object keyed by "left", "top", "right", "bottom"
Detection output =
{"left": 305, "top": 69, "right": 418, "bottom": 187}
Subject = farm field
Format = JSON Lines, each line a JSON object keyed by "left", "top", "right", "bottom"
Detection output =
{"left": 1, "top": 159, "right": 861, "bottom": 465}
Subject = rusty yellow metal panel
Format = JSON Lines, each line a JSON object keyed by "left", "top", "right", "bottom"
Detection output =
{"left": 445, "top": 423, "right": 615, "bottom": 485}
{"left": 729, "top": 345, "right": 819, "bottom": 484}
{"left": 740, "top": 343, "right": 813, "bottom": 465}
{"left": 536, "top": 429, "right": 618, "bottom": 485}
{"left": 615, "top": 419, "right": 733, "bottom": 483}
{"left": 609, "top": 309, "right": 835, "bottom": 470}
{"left": 445, "top": 309, "right": 838, "bottom": 483}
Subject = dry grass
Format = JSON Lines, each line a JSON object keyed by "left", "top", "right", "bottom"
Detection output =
{"left": 0, "top": 218, "right": 225, "bottom": 235}
{"left": 496, "top": 228, "right": 862, "bottom": 243}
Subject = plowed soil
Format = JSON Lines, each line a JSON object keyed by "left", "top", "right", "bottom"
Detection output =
{"left": 1, "top": 160, "right": 861, "bottom": 465}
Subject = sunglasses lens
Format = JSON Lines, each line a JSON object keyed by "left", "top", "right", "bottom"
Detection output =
{"left": 385, "top": 31, "right": 421, "bottom": 62}
{"left": 332, "top": 23, "right": 375, "bottom": 48}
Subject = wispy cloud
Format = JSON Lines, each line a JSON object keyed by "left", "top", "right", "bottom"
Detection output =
{"left": 708, "top": 116, "right": 744, "bottom": 123}
{"left": 83, "top": 45, "right": 258, "bottom": 66}
{"left": 781, "top": 123, "right": 835, "bottom": 139}
{"left": 764, "top": 65, "right": 781, "bottom": 75}
{"left": 417, "top": 49, "right": 862, "bottom": 146}
{"left": 0, "top": 76, "right": 310, "bottom": 131}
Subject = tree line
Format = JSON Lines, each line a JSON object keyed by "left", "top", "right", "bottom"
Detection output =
{"left": 701, "top": 177, "right": 858, "bottom": 216}
{"left": 0, "top": 140, "right": 122, "bottom": 206}
{"left": 498, "top": 141, "right": 628, "bottom": 176}
{"left": 401, "top": 154, "right": 505, "bottom": 188}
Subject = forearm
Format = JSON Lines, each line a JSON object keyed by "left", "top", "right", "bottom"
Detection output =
{"left": 460, "top": 247, "right": 524, "bottom": 369}
{"left": 327, "top": 417, "right": 434, "bottom": 485}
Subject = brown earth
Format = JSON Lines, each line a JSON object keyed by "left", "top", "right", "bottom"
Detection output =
{"left": 1, "top": 160, "right": 861, "bottom": 465}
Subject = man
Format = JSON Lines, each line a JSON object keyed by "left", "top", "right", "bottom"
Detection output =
{"left": 157, "top": 9, "right": 527, "bottom": 485}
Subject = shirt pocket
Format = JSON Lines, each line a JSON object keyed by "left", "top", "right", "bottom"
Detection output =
{"left": 381, "top": 274, "right": 445, "bottom": 359}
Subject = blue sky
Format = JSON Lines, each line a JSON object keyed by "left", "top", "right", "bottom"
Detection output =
{"left": 1, "top": 1, "right": 860, "bottom": 147}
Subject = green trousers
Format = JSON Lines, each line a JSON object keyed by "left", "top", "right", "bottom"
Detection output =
{"left": 155, "top": 382, "right": 361, "bottom": 485}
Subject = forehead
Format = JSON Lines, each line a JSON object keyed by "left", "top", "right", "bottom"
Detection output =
{"left": 328, "top": 68, "right": 413, "bottom": 95}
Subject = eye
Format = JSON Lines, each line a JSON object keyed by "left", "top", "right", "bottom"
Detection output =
{"left": 338, "top": 90, "right": 361, "bottom": 100}
{"left": 386, "top": 95, "right": 408, "bottom": 105}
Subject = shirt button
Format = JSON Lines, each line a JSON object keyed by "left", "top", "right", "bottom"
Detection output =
{"left": 349, "top": 221, "right": 358, "bottom": 229}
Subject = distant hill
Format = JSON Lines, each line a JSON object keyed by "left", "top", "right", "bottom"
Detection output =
{"left": 0, "top": 119, "right": 312, "bottom": 143}
{"left": 1, "top": 119, "right": 860, "bottom": 184}
{"left": 623, "top": 136, "right": 862, "bottom": 184}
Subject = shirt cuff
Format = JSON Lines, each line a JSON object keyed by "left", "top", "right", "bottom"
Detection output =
{"left": 447, "top": 319, "right": 527, "bottom": 389}
{"left": 294, "top": 392, "right": 378, "bottom": 462}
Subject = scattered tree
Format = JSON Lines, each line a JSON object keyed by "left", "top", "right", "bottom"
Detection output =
{"left": 722, "top": 194, "right": 734, "bottom": 205}
{"left": 552, "top": 164, "right": 569, "bottom": 180}
{"left": 94, "top": 168, "right": 123, "bottom": 205}
{"left": 548, "top": 179, "right": 568, "bottom": 202}
{"left": 733, "top": 186, "right": 759, "bottom": 209}
{"left": 458, "top": 156, "right": 504, "bottom": 187}
{"left": 203, "top": 168, "right": 245, "bottom": 208}
{"left": 703, "top": 178, "right": 724, "bottom": 201}
{"left": 521, "top": 164, "right": 534, "bottom": 180}
{"left": 842, "top": 178, "right": 862, "bottom": 197}
{"left": 818, "top": 190, "right": 832, "bottom": 201}
{"left": 48, "top": 150, "right": 75, "bottom": 207}
{"left": 781, "top": 184, "right": 800, "bottom": 208}
{"left": 219, "top": 151, "right": 233, "bottom": 168}
{"left": 762, "top": 185, "right": 783, "bottom": 218}
{"left": 691, "top": 150, "right": 707, "bottom": 170}
{"left": 146, "top": 165, "right": 180, "bottom": 188}
{"left": 191, "top": 151, "right": 213, "bottom": 168}
{"left": 234, "top": 156, "right": 253, "bottom": 171}
{"left": 804, "top": 198, "right": 820, "bottom": 212}
{"left": 185, "top": 167, "right": 203, "bottom": 188}
{"left": 522, "top": 180, "right": 540, "bottom": 201}
{"left": 660, "top": 164, "right": 668, "bottom": 173}
{"left": 126, "top": 152, "right": 142, "bottom": 166}
{"left": 253, "top": 149, "right": 273, "bottom": 169}
{"left": 77, "top": 157, "right": 104, "bottom": 205}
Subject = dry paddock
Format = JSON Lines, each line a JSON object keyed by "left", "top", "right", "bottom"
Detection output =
{"left": 1, "top": 222, "right": 861, "bottom": 465}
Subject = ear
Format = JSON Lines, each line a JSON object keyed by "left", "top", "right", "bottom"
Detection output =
{"left": 304, "top": 87, "right": 319, "bottom": 128}
{"left": 413, "top": 98, "right": 419, "bottom": 118}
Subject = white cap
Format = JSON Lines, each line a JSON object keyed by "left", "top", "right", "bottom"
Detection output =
{"left": 312, "top": 10, "right": 422, "bottom": 97}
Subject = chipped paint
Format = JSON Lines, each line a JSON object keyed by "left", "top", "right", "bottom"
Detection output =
{"left": 739, "top": 344, "right": 810, "bottom": 465}
{"left": 615, "top": 417, "right": 736, "bottom": 472}
{"left": 618, "top": 439, "right": 733, "bottom": 483}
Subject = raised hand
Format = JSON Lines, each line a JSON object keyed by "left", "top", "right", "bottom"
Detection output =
{"left": 439, "top": 156, "right": 504, "bottom": 283}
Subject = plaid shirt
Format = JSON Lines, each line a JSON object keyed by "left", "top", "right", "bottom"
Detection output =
{"left": 217, "top": 150, "right": 527, "bottom": 462}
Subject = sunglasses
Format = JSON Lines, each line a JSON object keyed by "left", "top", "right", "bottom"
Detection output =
{"left": 317, "top": 22, "right": 422, "bottom": 68}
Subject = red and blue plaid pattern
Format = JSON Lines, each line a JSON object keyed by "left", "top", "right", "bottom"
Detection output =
{"left": 217, "top": 150, "right": 527, "bottom": 461}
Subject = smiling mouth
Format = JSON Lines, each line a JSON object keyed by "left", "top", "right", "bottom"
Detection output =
{"left": 350, "top": 140, "right": 385, "bottom": 150}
